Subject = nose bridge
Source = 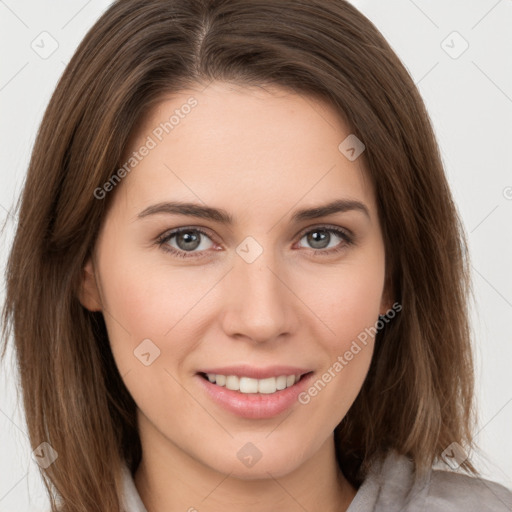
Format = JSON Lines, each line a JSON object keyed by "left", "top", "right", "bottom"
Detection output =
{"left": 222, "top": 237, "right": 292, "bottom": 342}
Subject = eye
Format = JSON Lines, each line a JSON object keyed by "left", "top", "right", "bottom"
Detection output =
{"left": 156, "top": 225, "right": 354, "bottom": 259}
{"left": 296, "top": 225, "right": 354, "bottom": 256}
{"left": 157, "top": 227, "right": 216, "bottom": 259}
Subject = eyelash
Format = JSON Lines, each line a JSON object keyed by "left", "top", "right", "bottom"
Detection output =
{"left": 156, "top": 225, "right": 354, "bottom": 260}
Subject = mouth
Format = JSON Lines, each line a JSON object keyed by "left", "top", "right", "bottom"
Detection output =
{"left": 195, "top": 369, "right": 316, "bottom": 419}
{"left": 197, "top": 371, "right": 314, "bottom": 395}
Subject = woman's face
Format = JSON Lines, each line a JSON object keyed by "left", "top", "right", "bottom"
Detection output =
{"left": 80, "top": 81, "right": 390, "bottom": 479}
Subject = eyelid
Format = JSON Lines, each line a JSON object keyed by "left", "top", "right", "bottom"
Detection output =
{"left": 156, "top": 225, "right": 218, "bottom": 249}
{"left": 295, "top": 223, "right": 354, "bottom": 241}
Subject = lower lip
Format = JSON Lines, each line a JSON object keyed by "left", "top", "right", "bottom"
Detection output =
{"left": 196, "top": 372, "right": 314, "bottom": 419}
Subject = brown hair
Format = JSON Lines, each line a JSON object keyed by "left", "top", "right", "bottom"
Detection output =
{"left": 1, "top": 0, "right": 478, "bottom": 510}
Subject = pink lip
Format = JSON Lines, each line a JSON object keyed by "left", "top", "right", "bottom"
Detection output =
{"left": 196, "top": 371, "right": 315, "bottom": 419}
{"left": 196, "top": 364, "right": 312, "bottom": 379}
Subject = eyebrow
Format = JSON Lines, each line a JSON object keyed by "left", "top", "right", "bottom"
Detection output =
{"left": 137, "top": 198, "right": 370, "bottom": 224}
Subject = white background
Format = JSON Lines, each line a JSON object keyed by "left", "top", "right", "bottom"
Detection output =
{"left": 1, "top": 1, "right": 511, "bottom": 510}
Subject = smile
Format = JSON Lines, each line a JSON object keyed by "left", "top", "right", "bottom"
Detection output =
{"left": 201, "top": 373, "right": 308, "bottom": 394}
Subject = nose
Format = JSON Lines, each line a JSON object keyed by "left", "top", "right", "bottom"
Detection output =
{"left": 220, "top": 246, "right": 296, "bottom": 344}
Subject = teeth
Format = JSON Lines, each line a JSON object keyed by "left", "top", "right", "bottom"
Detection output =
{"left": 205, "top": 373, "right": 302, "bottom": 394}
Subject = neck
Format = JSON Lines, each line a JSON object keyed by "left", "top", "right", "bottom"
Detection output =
{"left": 134, "top": 425, "right": 357, "bottom": 512}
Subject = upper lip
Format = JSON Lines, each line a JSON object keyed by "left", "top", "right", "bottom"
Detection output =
{"left": 197, "top": 365, "right": 313, "bottom": 380}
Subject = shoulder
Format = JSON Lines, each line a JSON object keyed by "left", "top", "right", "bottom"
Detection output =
{"left": 424, "top": 466, "right": 512, "bottom": 511}
{"left": 350, "top": 450, "right": 512, "bottom": 512}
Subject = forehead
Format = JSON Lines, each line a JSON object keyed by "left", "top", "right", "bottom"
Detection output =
{"left": 117, "top": 81, "right": 375, "bottom": 218}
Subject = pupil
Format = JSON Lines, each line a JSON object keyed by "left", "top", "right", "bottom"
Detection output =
{"left": 308, "top": 230, "right": 329, "bottom": 249}
{"left": 177, "top": 231, "right": 200, "bottom": 251}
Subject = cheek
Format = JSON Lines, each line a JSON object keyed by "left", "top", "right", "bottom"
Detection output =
{"left": 94, "top": 239, "right": 170, "bottom": 366}
{"left": 98, "top": 237, "right": 193, "bottom": 332}
{"left": 297, "top": 266, "right": 382, "bottom": 424}
{"left": 96, "top": 242, "right": 220, "bottom": 375}
{"left": 309, "top": 258, "right": 385, "bottom": 345}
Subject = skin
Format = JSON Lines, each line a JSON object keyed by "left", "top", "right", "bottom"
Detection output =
{"left": 80, "top": 81, "right": 392, "bottom": 512}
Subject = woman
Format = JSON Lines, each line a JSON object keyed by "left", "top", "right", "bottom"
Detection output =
{"left": 2, "top": 0, "right": 511, "bottom": 511}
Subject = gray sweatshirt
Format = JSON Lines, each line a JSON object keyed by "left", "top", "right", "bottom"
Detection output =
{"left": 121, "top": 450, "right": 512, "bottom": 511}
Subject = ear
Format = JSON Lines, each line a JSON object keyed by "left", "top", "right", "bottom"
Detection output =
{"left": 379, "top": 297, "right": 394, "bottom": 317}
{"left": 78, "top": 257, "right": 103, "bottom": 312}
{"left": 379, "top": 272, "right": 394, "bottom": 316}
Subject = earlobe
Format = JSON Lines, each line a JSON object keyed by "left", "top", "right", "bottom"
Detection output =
{"left": 78, "top": 258, "right": 103, "bottom": 312}
{"left": 379, "top": 299, "right": 393, "bottom": 317}
{"left": 379, "top": 270, "right": 395, "bottom": 317}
